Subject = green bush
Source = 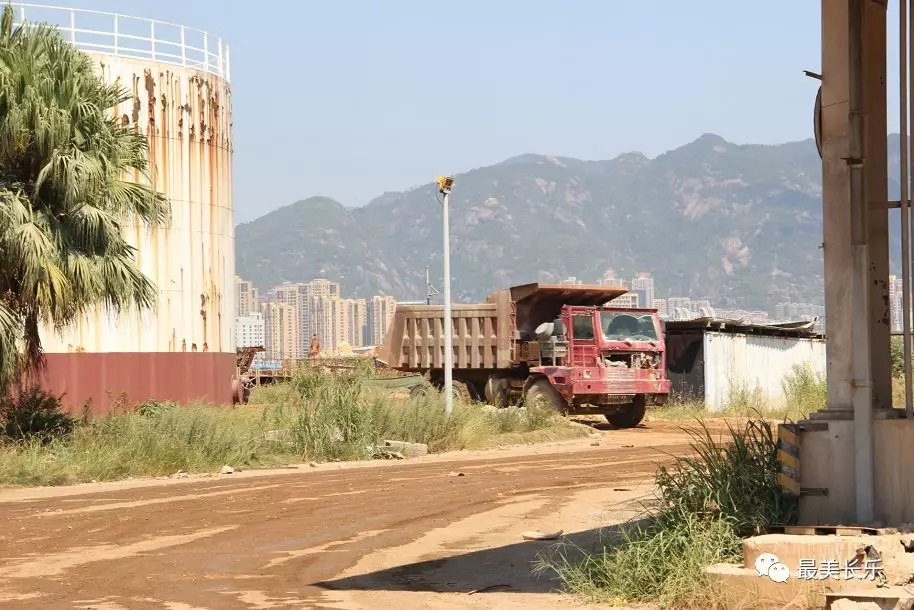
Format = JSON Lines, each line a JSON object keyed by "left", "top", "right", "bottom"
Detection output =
{"left": 136, "top": 399, "right": 178, "bottom": 417}
{"left": 0, "top": 386, "right": 75, "bottom": 443}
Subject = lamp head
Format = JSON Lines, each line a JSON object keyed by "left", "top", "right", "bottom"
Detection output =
{"left": 436, "top": 175, "right": 455, "bottom": 194}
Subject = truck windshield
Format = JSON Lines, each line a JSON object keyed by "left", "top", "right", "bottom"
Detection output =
{"left": 600, "top": 311, "right": 659, "bottom": 342}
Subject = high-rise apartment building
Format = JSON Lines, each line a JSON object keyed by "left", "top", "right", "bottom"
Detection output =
{"left": 235, "top": 276, "right": 257, "bottom": 317}
{"left": 235, "top": 312, "right": 265, "bottom": 348}
{"left": 343, "top": 298, "right": 368, "bottom": 348}
{"left": 630, "top": 273, "right": 655, "bottom": 312}
{"left": 235, "top": 312, "right": 266, "bottom": 366}
{"left": 261, "top": 301, "right": 299, "bottom": 361}
{"left": 309, "top": 278, "right": 341, "bottom": 300}
{"left": 310, "top": 295, "right": 342, "bottom": 354}
{"left": 368, "top": 295, "right": 398, "bottom": 346}
{"left": 274, "top": 282, "right": 313, "bottom": 357}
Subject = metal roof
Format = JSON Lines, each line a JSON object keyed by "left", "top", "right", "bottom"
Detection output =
{"left": 663, "top": 317, "right": 824, "bottom": 339}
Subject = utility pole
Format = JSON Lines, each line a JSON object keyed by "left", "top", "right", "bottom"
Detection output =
{"left": 435, "top": 175, "right": 455, "bottom": 417}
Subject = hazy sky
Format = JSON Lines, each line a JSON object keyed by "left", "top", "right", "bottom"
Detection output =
{"left": 16, "top": 1, "right": 907, "bottom": 223}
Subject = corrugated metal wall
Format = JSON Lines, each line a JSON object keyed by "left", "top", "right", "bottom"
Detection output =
{"left": 38, "top": 56, "right": 235, "bottom": 355}
{"left": 703, "top": 333, "right": 827, "bottom": 412}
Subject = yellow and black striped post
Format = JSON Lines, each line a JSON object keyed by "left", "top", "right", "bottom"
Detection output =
{"left": 777, "top": 423, "right": 801, "bottom": 496}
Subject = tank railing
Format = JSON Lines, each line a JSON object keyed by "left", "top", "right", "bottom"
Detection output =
{"left": 9, "top": 3, "right": 230, "bottom": 82}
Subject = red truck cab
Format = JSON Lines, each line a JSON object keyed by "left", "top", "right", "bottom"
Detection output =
{"left": 524, "top": 305, "right": 670, "bottom": 427}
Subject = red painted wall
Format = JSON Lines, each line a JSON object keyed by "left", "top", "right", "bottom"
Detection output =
{"left": 40, "top": 352, "right": 235, "bottom": 415}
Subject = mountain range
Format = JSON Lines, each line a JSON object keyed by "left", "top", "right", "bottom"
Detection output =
{"left": 235, "top": 133, "right": 906, "bottom": 310}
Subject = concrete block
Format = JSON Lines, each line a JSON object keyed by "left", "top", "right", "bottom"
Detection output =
{"left": 381, "top": 440, "right": 428, "bottom": 458}
{"left": 704, "top": 563, "right": 826, "bottom": 610}
{"left": 743, "top": 534, "right": 879, "bottom": 590}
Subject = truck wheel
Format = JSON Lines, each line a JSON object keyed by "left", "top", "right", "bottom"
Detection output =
{"left": 524, "top": 379, "right": 568, "bottom": 415}
{"left": 450, "top": 381, "right": 473, "bottom": 402}
{"left": 605, "top": 396, "right": 647, "bottom": 429}
{"left": 484, "top": 375, "right": 510, "bottom": 407}
{"left": 429, "top": 380, "right": 472, "bottom": 402}
{"left": 410, "top": 384, "right": 432, "bottom": 398}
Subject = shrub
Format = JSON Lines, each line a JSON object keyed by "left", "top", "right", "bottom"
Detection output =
{"left": 0, "top": 386, "right": 75, "bottom": 443}
{"left": 136, "top": 399, "right": 178, "bottom": 417}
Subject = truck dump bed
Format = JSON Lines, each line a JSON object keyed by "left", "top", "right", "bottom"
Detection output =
{"left": 377, "top": 283, "right": 627, "bottom": 371}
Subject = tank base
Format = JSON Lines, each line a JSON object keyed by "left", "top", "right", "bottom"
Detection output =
{"left": 38, "top": 352, "right": 235, "bottom": 415}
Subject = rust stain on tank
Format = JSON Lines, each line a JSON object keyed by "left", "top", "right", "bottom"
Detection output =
{"left": 200, "top": 293, "right": 208, "bottom": 345}
{"left": 144, "top": 69, "right": 156, "bottom": 129}
{"left": 131, "top": 74, "right": 141, "bottom": 126}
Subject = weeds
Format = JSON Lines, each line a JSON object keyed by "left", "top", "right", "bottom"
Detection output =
{"left": 538, "top": 512, "right": 741, "bottom": 609}
{"left": 0, "top": 369, "right": 585, "bottom": 487}
{"left": 652, "top": 363, "right": 827, "bottom": 422}
{"left": 654, "top": 418, "right": 796, "bottom": 535}
{"left": 536, "top": 417, "right": 794, "bottom": 609}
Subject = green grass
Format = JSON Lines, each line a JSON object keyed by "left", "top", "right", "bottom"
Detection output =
{"left": 535, "top": 417, "right": 796, "bottom": 610}
{"left": 649, "top": 362, "right": 827, "bottom": 422}
{"left": 0, "top": 371, "right": 587, "bottom": 487}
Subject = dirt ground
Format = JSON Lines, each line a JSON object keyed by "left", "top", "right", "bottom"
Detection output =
{"left": 0, "top": 419, "right": 721, "bottom": 610}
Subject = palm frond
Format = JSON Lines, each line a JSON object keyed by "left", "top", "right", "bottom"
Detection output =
{"left": 0, "top": 11, "right": 169, "bottom": 389}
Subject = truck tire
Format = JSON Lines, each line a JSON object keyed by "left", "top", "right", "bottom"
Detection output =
{"left": 605, "top": 396, "right": 647, "bottom": 429}
{"left": 430, "top": 380, "right": 472, "bottom": 402}
{"left": 484, "top": 375, "right": 510, "bottom": 407}
{"left": 524, "top": 379, "right": 568, "bottom": 415}
{"left": 410, "top": 384, "right": 432, "bottom": 398}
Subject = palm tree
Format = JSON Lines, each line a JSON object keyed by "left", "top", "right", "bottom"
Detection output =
{"left": 0, "top": 5, "right": 169, "bottom": 392}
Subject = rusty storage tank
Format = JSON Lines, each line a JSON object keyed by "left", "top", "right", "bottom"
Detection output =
{"left": 13, "top": 5, "right": 235, "bottom": 413}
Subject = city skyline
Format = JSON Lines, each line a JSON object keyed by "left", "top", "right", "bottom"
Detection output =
{"left": 235, "top": 277, "right": 398, "bottom": 362}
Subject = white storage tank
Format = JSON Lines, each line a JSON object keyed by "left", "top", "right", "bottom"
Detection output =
{"left": 13, "top": 5, "right": 236, "bottom": 412}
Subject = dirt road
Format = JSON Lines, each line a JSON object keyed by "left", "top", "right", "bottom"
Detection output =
{"left": 0, "top": 419, "right": 712, "bottom": 610}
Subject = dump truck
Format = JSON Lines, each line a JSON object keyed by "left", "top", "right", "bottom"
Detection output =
{"left": 375, "top": 282, "right": 671, "bottom": 428}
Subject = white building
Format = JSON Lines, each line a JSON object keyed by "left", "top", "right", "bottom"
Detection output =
{"left": 236, "top": 313, "right": 265, "bottom": 347}
{"left": 665, "top": 318, "right": 826, "bottom": 412}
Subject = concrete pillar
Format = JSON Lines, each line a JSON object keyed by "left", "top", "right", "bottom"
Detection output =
{"left": 805, "top": 0, "right": 890, "bottom": 525}
{"left": 820, "top": 0, "right": 854, "bottom": 415}
{"left": 864, "top": 0, "right": 892, "bottom": 411}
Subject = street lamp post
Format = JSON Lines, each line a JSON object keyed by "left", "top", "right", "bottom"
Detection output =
{"left": 435, "top": 175, "right": 455, "bottom": 417}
